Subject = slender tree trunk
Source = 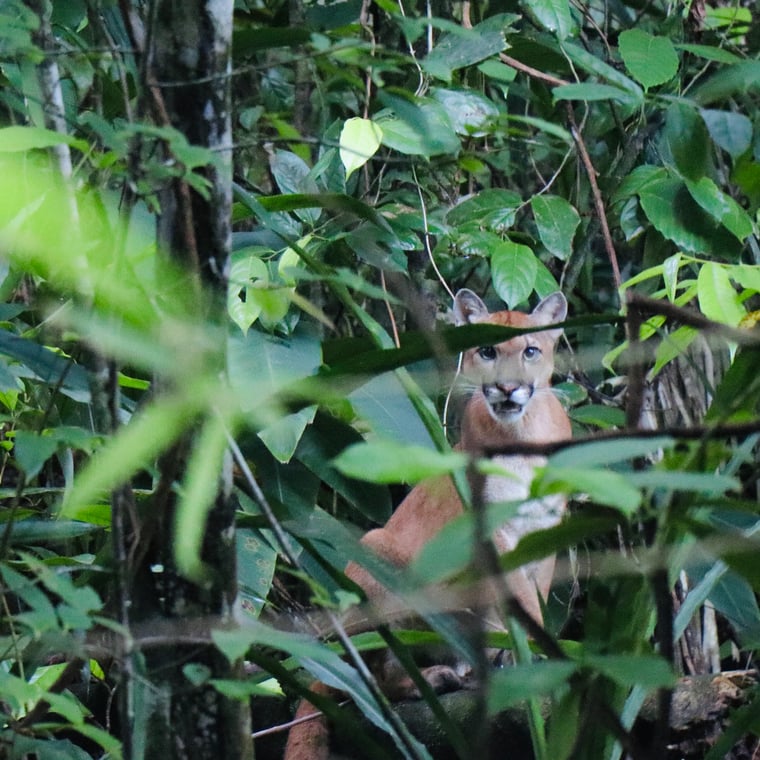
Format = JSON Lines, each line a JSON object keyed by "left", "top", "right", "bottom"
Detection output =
{"left": 118, "top": 2, "right": 252, "bottom": 758}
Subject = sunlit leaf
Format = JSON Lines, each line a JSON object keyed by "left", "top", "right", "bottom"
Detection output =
{"left": 333, "top": 439, "right": 466, "bottom": 484}
{"left": 339, "top": 117, "right": 383, "bottom": 180}
{"left": 174, "top": 413, "right": 230, "bottom": 584}
{"left": 697, "top": 262, "right": 745, "bottom": 326}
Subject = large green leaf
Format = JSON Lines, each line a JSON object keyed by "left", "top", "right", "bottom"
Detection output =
{"left": 0, "top": 329, "right": 90, "bottom": 401}
{"left": 446, "top": 188, "right": 522, "bottom": 230}
{"left": 491, "top": 240, "right": 538, "bottom": 307}
{"left": 661, "top": 103, "right": 711, "bottom": 181}
{"left": 686, "top": 177, "right": 753, "bottom": 242}
{"left": 538, "top": 466, "right": 641, "bottom": 515}
{"left": 421, "top": 14, "right": 513, "bottom": 81}
{"left": 692, "top": 60, "right": 760, "bottom": 105}
{"left": 375, "top": 94, "right": 460, "bottom": 157}
{"left": 523, "top": 0, "right": 576, "bottom": 39}
{"left": 697, "top": 262, "right": 745, "bottom": 326}
{"left": 488, "top": 661, "right": 578, "bottom": 713}
{"left": 333, "top": 439, "right": 466, "bottom": 484}
{"left": 0, "top": 125, "right": 88, "bottom": 153}
{"left": 531, "top": 195, "right": 580, "bottom": 261}
{"left": 339, "top": 117, "right": 383, "bottom": 179}
{"left": 638, "top": 177, "right": 740, "bottom": 258}
{"left": 430, "top": 88, "right": 498, "bottom": 136}
{"left": 618, "top": 29, "right": 679, "bottom": 89}
{"left": 700, "top": 108, "right": 753, "bottom": 159}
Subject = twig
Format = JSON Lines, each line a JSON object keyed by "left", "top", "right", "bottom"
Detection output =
{"left": 252, "top": 700, "right": 351, "bottom": 739}
{"left": 499, "top": 53, "right": 570, "bottom": 88}
{"left": 567, "top": 107, "right": 622, "bottom": 291}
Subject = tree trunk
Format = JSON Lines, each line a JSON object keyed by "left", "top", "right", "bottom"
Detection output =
{"left": 117, "top": 2, "right": 252, "bottom": 758}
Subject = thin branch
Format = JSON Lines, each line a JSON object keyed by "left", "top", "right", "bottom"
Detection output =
{"left": 567, "top": 107, "right": 622, "bottom": 291}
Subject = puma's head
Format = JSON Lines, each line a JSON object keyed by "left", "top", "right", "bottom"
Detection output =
{"left": 454, "top": 289, "right": 567, "bottom": 424}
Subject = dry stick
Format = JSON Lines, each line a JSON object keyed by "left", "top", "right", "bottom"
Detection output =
{"left": 499, "top": 53, "right": 570, "bottom": 88}
{"left": 495, "top": 52, "right": 622, "bottom": 292}
{"left": 566, "top": 106, "right": 622, "bottom": 292}
{"left": 253, "top": 700, "right": 352, "bottom": 740}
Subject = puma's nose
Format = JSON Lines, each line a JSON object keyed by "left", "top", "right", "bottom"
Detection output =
{"left": 494, "top": 383, "right": 532, "bottom": 406}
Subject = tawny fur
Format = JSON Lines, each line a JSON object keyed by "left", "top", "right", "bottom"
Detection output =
{"left": 283, "top": 289, "right": 571, "bottom": 760}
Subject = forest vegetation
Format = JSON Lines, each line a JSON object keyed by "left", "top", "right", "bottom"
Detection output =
{"left": 1, "top": 0, "right": 760, "bottom": 758}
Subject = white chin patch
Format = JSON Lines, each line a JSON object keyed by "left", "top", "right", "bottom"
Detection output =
{"left": 483, "top": 385, "right": 532, "bottom": 420}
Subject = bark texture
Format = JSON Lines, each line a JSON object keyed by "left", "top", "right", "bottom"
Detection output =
{"left": 118, "top": 2, "right": 252, "bottom": 758}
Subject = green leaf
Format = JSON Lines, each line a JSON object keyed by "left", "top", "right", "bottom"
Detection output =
{"left": 562, "top": 40, "right": 643, "bottom": 103}
{"left": 61, "top": 392, "right": 204, "bottom": 518}
{"left": 686, "top": 177, "right": 753, "bottom": 242}
{"left": 421, "top": 14, "right": 512, "bottom": 81}
{"left": 549, "top": 437, "right": 674, "bottom": 468}
{"left": 210, "top": 677, "right": 283, "bottom": 699}
{"left": 638, "top": 177, "right": 740, "bottom": 258}
{"left": 339, "top": 117, "right": 383, "bottom": 180}
{"left": 268, "top": 150, "right": 320, "bottom": 224}
{"left": 447, "top": 188, "right": 522, "bottom": 229}
{"left": 618, "top": 29, "right": 679, "bottom": 89}
{"left": 553, "top": 83, "right": 635, "bottom": 103}
{"left": 333, "top": 439, "right": 466, "bottom": 484}
{"left": 700, "top": 109, "right": 753, "bottom": 160}
{"left": 491, "top": 240, "right": 538, "bottom": 307}
{"left": 430, "top": 88, "right": 498, "bottom": 136}
{"left": 584, "top": 654, "right": 674, "bottom": 688}
{"left": 538, "top": 467, "right": 641, "bottom": 515}
{"left": 258, "top": 405, "right": 317, "bottom": 464}
{"left": 569, "top": 404, "right": 626, "bottom": 428}
{"left": 693, "top": 61, "right": 760, "bottom": 106}
{"left": 697, "top": 262, "right": 745, "bottom": 326}
{"left": 375, "top": 95, "right": 460, "bottom": 157}
{"left": 174, "top": 413, "right": 229, "bottom": 584}
{"left": 488, "top": 661, "right": 578, "bottom": 713}
{"left": 524, "top": 0, "right": 575, "bottom": 40}
{"left": 531, "top": 195, "right": 580, "bottom": 261}
{"left": 14, "top": 431, "right": 59, "bottom": 479}
{"left": 0, "top": 125, "right": 88, "bottom": 153}
{"left": 0, "top": 329, "right": 90, "bottom": 401}
{"left": 662, "top": 103, "right": 711, "bottom": 181}
{"left": 236, "top": 524, "right": 277, "bottom": 619}
{"left": 675, "top": 43, "right": 741, "bottom": 64}
{"left": 350, "top": 373, "right": 437, "bottom": 449}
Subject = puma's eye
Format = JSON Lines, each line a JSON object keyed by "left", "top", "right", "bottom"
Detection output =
{"left": 477, "top": 346, "right": 497, "bottom": 361}
{"left": 523, "top": 345, "right": 541, "bottom": 361}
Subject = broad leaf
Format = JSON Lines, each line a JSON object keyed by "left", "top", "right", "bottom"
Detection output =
{"left": 619, "top": 29, "right": 679, "bottom": 89}
{"left": 686, "top": 177, "right": 753, "bottom": 242}
{"left": 700, "top": 108, "right": 753, "bottom": 160}
{"left": 697, "top": 262, "right": 745, "bottom": 326}
{"left": 491, "top": 240, "right": 538, "bottom": 307}
{"left": 524, "top": 0, "right": 576, "bottom": 40}
{"left": 430, "top": 88, "right": 498, "bottom": 136}
{"left": 531, "top": 195, "right": 580, "bottom": 261}
{"left": 339, "top": 117, "right": 383, "bottom": 179}
{"left": 488, "top": 661, "right": 578, "bottom": 713}
{"left": 333, "top": 439, "right": 466, "bottom": 484}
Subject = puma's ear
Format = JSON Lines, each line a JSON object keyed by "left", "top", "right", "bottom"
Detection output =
{"left": 531, "top": 292, "right": 568, "bottom": 339}
{"left": 453, "top": 289, "right": 490, "bottom": 325}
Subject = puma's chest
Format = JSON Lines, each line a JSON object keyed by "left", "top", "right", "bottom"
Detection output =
{"left": 481, "top": 455, "right": 565, "bottom": 554}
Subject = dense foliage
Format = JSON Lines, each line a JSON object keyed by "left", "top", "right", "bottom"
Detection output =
{"left": 1, "top": 0, "right": 760, "bottom": 758}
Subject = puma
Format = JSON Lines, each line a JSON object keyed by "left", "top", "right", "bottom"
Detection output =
{"left": 283, "top": 289, "right": 571, "bottom": 760}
